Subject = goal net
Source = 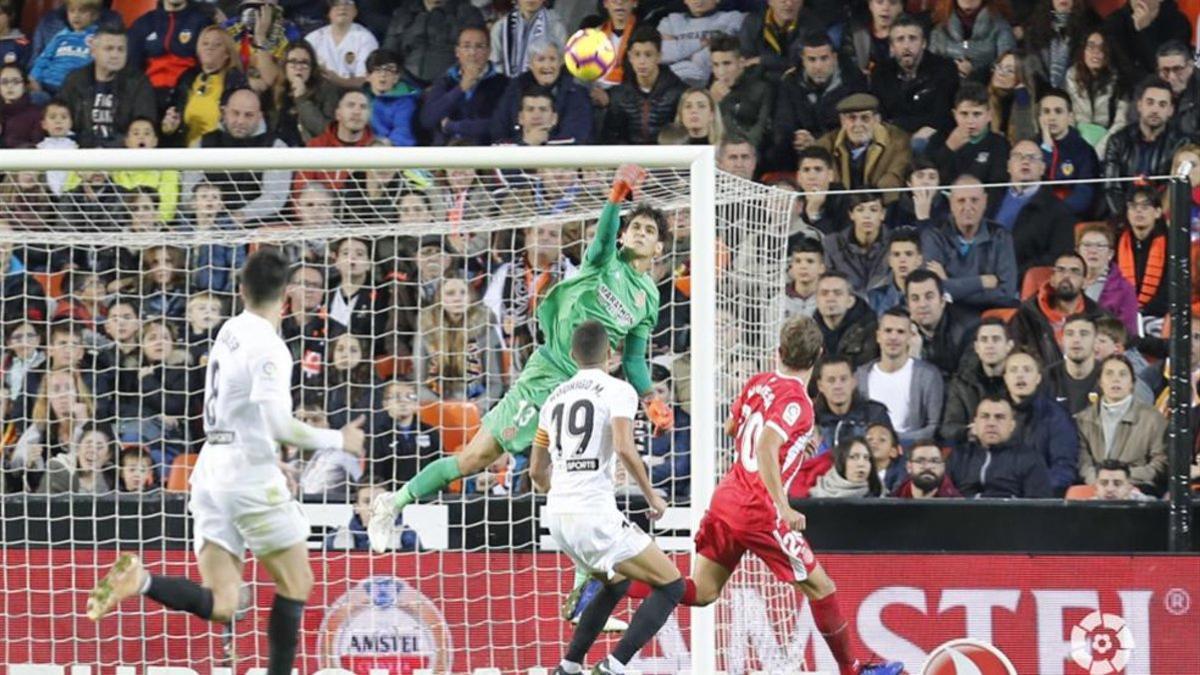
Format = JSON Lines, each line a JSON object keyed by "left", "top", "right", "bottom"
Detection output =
{"left": 0, "top": 146, "right": 801, "bottom": 674}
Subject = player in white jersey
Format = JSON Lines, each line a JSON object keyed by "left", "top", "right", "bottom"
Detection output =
{"left": 530, "top": 321, "right": 684, "bottom": 675}
{"left": 85, "top": 249, "right": 366, "bottom": 675}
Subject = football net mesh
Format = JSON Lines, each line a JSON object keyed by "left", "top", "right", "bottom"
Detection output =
{"left": 0, "top": 154, "right": 803, "bottom": 673}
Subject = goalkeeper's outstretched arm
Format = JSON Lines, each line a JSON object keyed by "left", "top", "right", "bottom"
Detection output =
{"left": 585, "top": 165, "right": 647, "bottom": 266}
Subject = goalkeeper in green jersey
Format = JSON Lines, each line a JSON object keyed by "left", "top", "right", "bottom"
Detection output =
{"left": 368, "top": 165, "right": 676, "bottom": 552}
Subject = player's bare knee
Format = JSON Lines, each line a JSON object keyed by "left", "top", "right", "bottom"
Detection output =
{"left": 692, "top": 584, "right": 720, "bottom": 607}
{"left": 208, "top": 584, "right": 240, "bottom": 623}
{"left": 276, "top": 564, "right": 314, "bottom": 600}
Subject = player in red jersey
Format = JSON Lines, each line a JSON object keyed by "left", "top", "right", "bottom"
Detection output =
{"left": 624, "top": 316, "right": 902, "bottom": 675}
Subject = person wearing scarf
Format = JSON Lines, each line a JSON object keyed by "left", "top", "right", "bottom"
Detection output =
{"left": 490, "top": 0, "right": 565, "bottom": 77}
{"left": 1011, "top": 251, "right": 1102, "bottom": 367}
{"left": 809, "top": 437, "right": 884, "bottom": 498}
{"left": 737, "top": 0, "right": 818, "bottom": 81}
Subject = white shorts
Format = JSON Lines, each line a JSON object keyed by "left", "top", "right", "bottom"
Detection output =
{"left": 546, "top": 509, "right": 652, "bottom": 579}
{"left": 189, "top": 480, "right": 310, "bottom": 560}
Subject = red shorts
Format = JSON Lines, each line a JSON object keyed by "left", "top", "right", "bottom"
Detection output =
{"left": 694, "top": 509, "right": 818, "bottom": 584}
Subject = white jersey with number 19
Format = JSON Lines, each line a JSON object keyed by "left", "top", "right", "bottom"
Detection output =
{"left": 191, "top": 311, "right": 309, "bottom": 490}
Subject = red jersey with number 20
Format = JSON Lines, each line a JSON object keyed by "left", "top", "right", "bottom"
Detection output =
{"left": 710, "top": 371, "right": 815, "bottom": 531}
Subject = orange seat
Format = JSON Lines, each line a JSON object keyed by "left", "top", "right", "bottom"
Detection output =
{"left": 165, "top": 452, "right": 199, "bottom": 492}
{"left": 1065, "top": 484, "right": 1096, "bottom": 501}
{"left": 1020, "top": 266, "right": 1053, "bottom": 300}
{"left": 981, "top": 308, "right": 1017, "bottom": 323}
{"left": 111, "top": 0, "right": 156, "bottom": 26}
{"left": 30, "top": 271, "right": 66, "bottom": 300}
{"left": 419, "top": 401, "right": 481, "bottom": 454}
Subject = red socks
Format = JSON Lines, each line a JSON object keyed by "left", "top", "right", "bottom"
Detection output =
{"left": 627, "top": 578, "right": 698, "bottom": 606}
{"left": 809, "top": 592, "right": 859, "bottom": 675}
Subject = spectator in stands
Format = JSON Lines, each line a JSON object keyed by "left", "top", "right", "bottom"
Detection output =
{"left": 382, "top": 0, "right": 484, "bottom": 87}
{"left": 907, "top": 269, "right": 979, "bottom": 378}
{"left": 188, "top": 88, "right": 292, "bottom": 225}
{"left": 182, "top": 291, "right": 224, "bottom": 423}
{"left": 0, "top": 228, "right": 48, "bottom": 325}
{"left": 95, "top": 298, "right": 140, "bottom": 392}
{"left": 415, "top": 272, "right": 504, "bottom": 410}
{"left": 1155, "top": 40, "right": 1199, "bottom": 135}
{"left": 282, "top": 264, "right": 328, "bottom": 387}
{"left": 54, "top": 271, "right": 108, "bottom": 334}
{"left": 1112, "top": 185, "right": 1169, "bottom": 319}
{"left": 814, "top": 355, "right": 892, "bottom": 447}
{"left": 327, "top": 236, "right": 389, "bottom": 355}
{"left": 770, "top": 30, "right": 866, "bottom": 172}
{"left": 893, "top": 438, "right": 961, "bottom": 498}
{"left": 127, "top": 0, "right": 215, "bottom": 98}
{"left": 222, "top": 0, "right": 298, "bottom": 90}
{"left": 111, "top": 119, "right": 180, "bottom": 218}
{"left": 162, "top": 26, "right": 247, "bottom": 148}
{"left": 374, "top": 379, "right": 440, "bottom": 486}
{"left": 657, "top": 0, "right": 743, "bottom": 87}
{"left": 1023, "top": 0, "right": 1095, "bottom": 91}
{"left": 1037, "top": 87, "right": 1098, "bottom": 218}
{"left": 1075, "top": 223, "right": 1137, "bottom": 333}
{"left": 508, "top": 86, "right": 566, "bottom": 147}
{"left": 929, "top": 0, "right": 1016, "bottom": 79}
{"left": 940, "top": 317, "right": 1011, "bottom": 445}
{"left": 871, "top": 14, "right": 959, "bottom": 141}
{"left": 323, "top": 332, "right": 380, "bottom": 433}
{"left": 1043, "top": 313, "right": 1100, "bottom": 414}
{"left": 1064, "top": 29, "right": 1127, "bottom": 158}
{"left": 37, "top": 101, "right": 76, "bottom": 195}
{"left": 1102, "top": 0, "right": 1190, "bottom": 76}
{"left": 184, "top": 181, "right": 245, "bottom": 296}
{"left": 857, "top": 307, "right": 944, "bottom": 445}
{"left": 57, "top": 170, "right": 129, "bottom": 233}
{"left": 39, "top": 421, "right": 116, "bottom": 494}
{"left": 29, "top": 0, "right": 118, "bottom": 67}
{"left": 123, "top": 320, "right": 189, "bottom": 477}
{"left": 1003, "top": 349, "right": 1079, "bottom": 494}
{"left": 483, "top": 221, "right": 575, "bottom": 368}
{"left": 709, "top": 37, "right": 770, "bottom": 150}
{"left": 271, "top": 41, "right": 340, "bottom": 147}
{"left": 489, "top": 0, "right": 565, "bottom": 79}
{"left": 1103, "top": 78, "right": 1187, "bottom": 217}
{"left": 118, "top": 445, "right": 155, "bottom": 492}
{"left": 815, "top": 93, "right": 910, "bottom": 200}
{"left": 305, "top": 0, "right": 378, "bottom": 89}
{"left": 865, "top": 422, "right": 906, "bottom": 493}
{"left": 1092, "top": 459, "right": 1153, "bottom": 500}
{"left": 29, "top": 0, "right": 101, "bottom": 95}
{"left": 645, "top": 363, "right": 690, "bottom": 500}
{"left": 600, "top": 26, "right": 686, "bottom": 145}
{"left": 361, "top": 49, "right": 419, "bottom": 148}
{"left": 139, "top": 245, "right": 189, "bottom": 324}
{"left": 326, "top": 483, "right": 420, "bottom": 550}
{"left": 0, "top": 65, "right": 43, "bottom": 148}
{"left": 986, "top": 50, "right": 1038, "bottom": 145}
{"left": 925, "top": 83, "right": 1011, "bottom": 209}
{"left": 996, "top": 138, "right": 1076, "bottom": 277}
{"left": 814, "top": 271, "right": 879, "bottom": 369}
{"left": 840, "top": 0, "right": 901, "bottom": 76}
{"left": 10, "top": 369, "right": 95, "bottom": 492}
{"left": 675, "top": 87, "right": 724, "bottom": 145}
{"left": 58, "top": 25, "right": 155, "bottom": 149}
{"left": 920, "top": 175, "right": 1018, "bottom": 310}
{"left": 0, "top": 1, "right": 30, "bottom": 70}
{"left": 868, "top": 228, "right": 924, "bottom": 314}
{"left": 790, "top": 146, "right": 846, "bottom": 240}
{"left": 420, "top": 26, "right": 508, "bottom": 145}
{"left": 1077, "top": 355, "right": 1168, "bottom": 491}
{"left": 810, "top": 436, "right": 884, "bottom": 498}
{"left": 737, "top": 0, "right": 818, "bottom": 82}
{"left": 295, "top": 90, "right": 377, "bottom": 191}
{"left": 1092, "top": 315, "right": 1159, "bottom": 402}
{"left": 773, "top": 237, "right": 824, "bottom": 321}
{"left": 949, "top": 395, "right": 1053, "bottom": 498}
{"left": 823, "top": 191, "right": 890, "bottom": 293}
{"left": 591, "top": 0, "right": 639, "bottom": 91}
{"left": 490, "top": 39, "right": 591, "bottom": 145}
{"left": 2, "top": 320, "right": 45, "bottom": 420}
{"left": 716, "top": 134, "right": 758, "bottom": 180}
{"left": 1011, "top": 252, "right": 1099, "bottom": 366}
{"left": 885, "top": 158, "right": 948, "bottom": 229}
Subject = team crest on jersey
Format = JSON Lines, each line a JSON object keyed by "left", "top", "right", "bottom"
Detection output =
{"left": 262, "top": 361, "right": 277, "bottom": 377}
{"left": 1061, "top": 160, "right": 1075, "bottom": 177}
{"left": 634, "top": 290, "right": 646, "bottom": 309}
{"left": 783, "top": 402, "right": 801, "bottom": 426}
{"left": 502, "top": 426, "right": 517, "bottom": 441}
{"left": 179, "top": 30, "right": 193, "bottom": 44}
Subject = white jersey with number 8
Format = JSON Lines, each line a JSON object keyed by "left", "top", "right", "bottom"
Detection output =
{"left": 539, "top": 368, "right": 639, "bottom": 515}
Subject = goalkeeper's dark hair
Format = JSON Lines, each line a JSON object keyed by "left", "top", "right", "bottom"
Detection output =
{"left": 571, "top": 320, "right": 610, "bottom": 366}
{"left": 241, "top": 247, "right": 291, "bottom": 306}
{"left": 623, "top": 203, "right": 671, "bottom": 244}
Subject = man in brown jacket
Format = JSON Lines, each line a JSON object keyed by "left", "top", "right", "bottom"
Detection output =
{"left": 815, "top": 93, "right": 911, "bottom": 204}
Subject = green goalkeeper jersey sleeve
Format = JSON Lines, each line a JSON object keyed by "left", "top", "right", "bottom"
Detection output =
{"left": 536, "top": 202, "right": 660, "bottom": 389}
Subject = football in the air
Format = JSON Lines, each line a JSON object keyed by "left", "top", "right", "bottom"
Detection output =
{"left": 564, "top": 28, "right": 616, "bottom": 82}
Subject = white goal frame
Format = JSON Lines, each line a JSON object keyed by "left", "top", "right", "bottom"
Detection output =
{"left": 0, "top": 145, "right": 719, "bottom": 673}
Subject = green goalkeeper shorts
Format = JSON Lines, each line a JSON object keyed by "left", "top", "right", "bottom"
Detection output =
{"left": 482, "top": 349, "right": 571, "bottom": 455}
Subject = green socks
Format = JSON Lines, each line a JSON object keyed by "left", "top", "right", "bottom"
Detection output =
{"left": 396, "top": 456, "right": 463, "bottom": 508}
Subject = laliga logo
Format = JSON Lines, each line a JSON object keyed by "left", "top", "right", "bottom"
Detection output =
{"left": 920, "top": 639, "right": 1017, "bottom": 675}
{"left": 316, "top": 576, "right": 452, "bottom": 675}
{"left": 1070, "top": 610, "right": 1135, "bottom": 675}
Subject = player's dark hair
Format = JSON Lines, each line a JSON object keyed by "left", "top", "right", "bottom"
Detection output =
{"left": 1097, "top": 459, "right": 1131, "bottom": 478}
{"left": 904, "top": 268, "right": 944, "bottom": 296}
{"left": 790, "top": 236, "right": 824, "bottom": 257}
{"left": 571, "top": 320, "right": 609, "bottom": 366}
{"left": 241, "top": 248, "right": 291, "bottom": 306}
{"left": 778, "top": 315, "right": 823, "bottom": 371}
{"left": 830, "top": 436, "right": 883, "bottom": 496}
{"left": 623, "top": 203, "right": 671, "bottom": 245}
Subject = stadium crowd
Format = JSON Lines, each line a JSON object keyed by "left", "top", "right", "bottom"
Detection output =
{"left": 0, "top": 0, "right": 1198, "bottom": 513}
